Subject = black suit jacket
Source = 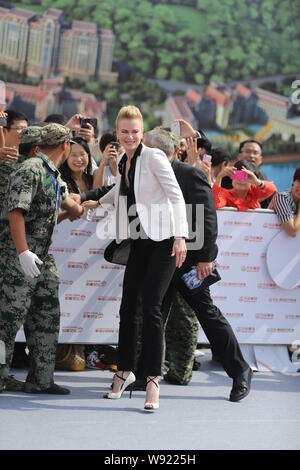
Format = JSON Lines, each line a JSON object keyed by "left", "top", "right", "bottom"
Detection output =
{"left": 171, "top": 158, "right": 218, "bottom": 264}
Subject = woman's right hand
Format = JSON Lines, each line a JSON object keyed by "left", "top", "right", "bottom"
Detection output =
{"left": 81, "top": 200, "right": 99, "bottom": 209}
{"left": 185, "top": 137, "right": 198, "bottom": 166}
{"left": 171, "top": 238, "right": 187, "bottom": 268}
{"left": 0, "top": 146, "right": 18, "bottom": 162}
{"left": 101, "top": 144, "right": 118, "bottom": 165}
{"left": 214, "top": 165, "right": 235, "bottom": 186}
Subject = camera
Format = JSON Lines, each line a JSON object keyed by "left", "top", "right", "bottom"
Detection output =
{"left": 80, "top": 117, "right": 97, "bottom": 130}
{"left": 110, "top": 141, "right": 120, "bottom": 150}
{"left": 0, "top": 116, "right": 7, "bottom": 127}
{"left": 171, "top": 121, "right": 180, "bottom": 137}
{"left": 231, "top": 170, "right": 248, "bottom": 181}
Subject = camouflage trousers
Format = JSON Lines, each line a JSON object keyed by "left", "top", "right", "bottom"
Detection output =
{"left": 164, "top": 293, "right": 199, "bottom": 385}
{"left": 0, "top": 251, "right": 60, "bottom": 391}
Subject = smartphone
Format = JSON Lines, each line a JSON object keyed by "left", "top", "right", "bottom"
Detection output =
{"left": 110, "top": 142, "right": 120, "bottom": 150}
{"left": 231, "top": 170, "right": 248, "bottom": 181}
{"left": 0, "top": 116, "right": 7, "bottom": 127}
{"left": 202, "top": 154, "right": 212, "bottom": 163}
{"left": 171, "top": 121, "right": 180, "bottom": 137}
{"left": 80, "top": 117, "right": 97, "bottom": 130}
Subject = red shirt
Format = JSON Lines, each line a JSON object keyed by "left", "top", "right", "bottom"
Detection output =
{"left": 212, "top": 181, "right": 276, "bottom": 211}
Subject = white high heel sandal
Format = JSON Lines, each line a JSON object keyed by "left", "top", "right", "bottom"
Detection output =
{"left": 104, "top": 371, "right": 136, "bottom": 399}
{"left": 144, "top": 376, "right": 159, "bottom": 411}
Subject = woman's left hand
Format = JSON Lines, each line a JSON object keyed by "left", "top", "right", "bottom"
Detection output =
{"left": 172, "top": 238, "right": 187, "bottom": 268}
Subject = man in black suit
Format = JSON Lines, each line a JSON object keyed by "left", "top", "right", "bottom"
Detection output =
{"left": 143, "top": 128, "right": 252, "bottom": 402}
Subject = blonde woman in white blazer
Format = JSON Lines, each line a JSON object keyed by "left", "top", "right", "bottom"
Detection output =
{"left": 101, "top": 106, "right": 188, "bottom": 411}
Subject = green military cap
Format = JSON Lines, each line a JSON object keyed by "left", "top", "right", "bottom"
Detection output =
{"left": 40, "top": 123, "right": 75, "bottom": 146}
{"left": 20, "top": 126, "right": 43, "bottom": 145}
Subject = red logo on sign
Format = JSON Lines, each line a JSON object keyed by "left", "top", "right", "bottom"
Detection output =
{"left": 86, "top": 280, "right": 107, "bottom": 287}
{"left": 67, "top": 262, "right": 89, "bottom": 269}
{"left": 267, "top": 328, "right": 295, "bottom": 333}
{"left": 95, "top": 328, "right": 119, "bottom": 333}
{"left": 218, "top": 265, "right": 230, "bottom": 271}
{"left": 241, "top": 266, "right": 260, "bottom": 272}
{"left": 212, "top": 295, "right": 227, "bottom": 301}
{"left": 49, "top": 247, "right": 77, "bottom": 254}
{"left": 89, "top": 248, "right": 105, "bottom": 255}
{"left": 224, "top": 221, "right": 252, "bottom": 227}
{"left": 219, "top": 282, "right": 246, "bottom": 288}
{"left": 244, "top": 236, "right": 263, "bottom": 242}
{"left": 263, "top": 223, "right": 281, "bottom": 229}
{"left": 101, "top": 264, "right": 124, "bottom": 270}
{"left": 62, "top": 327, "right": 83, "bottom": 333}
{"left": 236, "top": 327, "right": 255, "bottom": 333}
{"left": 217, "top": 235, "right": 233, "bottom": 240}
{"left": 71, "top": 230, "right": 92, "bottom": 237}
{"left": 83, "top": 312, "right": 104, "bottom": 319}
{"left": 257, "top": 283, "right": 277, "bottom": 290}
{"left": 98, "top": 296, "right": 122, "bottom": 301}
{"left": 239, "top": 296, "right": 258, "bottom": 302}
{"left": 64, "top": 294, "right": 86, "bottom": 301}
{"left": 224, "top": 312, "right": 244, "bottom": 318}
{"left": 255, "top": 313, "right": 274, "bottom": 319}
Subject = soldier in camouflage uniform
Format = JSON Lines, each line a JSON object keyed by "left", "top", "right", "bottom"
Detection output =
{"left": 0, "top": 123, "right": 83, "bottom": 394}
{"left": 0, "top": 126, "right": 44, "bottom": 392}
{"left": 164, "top": 293, "right": 199, "bottom": 385}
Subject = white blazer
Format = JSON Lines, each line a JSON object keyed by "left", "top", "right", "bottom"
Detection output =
{"left": 100, "top": 144, "right": 188, "bottom": 243}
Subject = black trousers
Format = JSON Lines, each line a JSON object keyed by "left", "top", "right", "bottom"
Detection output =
{"left": 162, "top": 255, "right": 249, "bottom": 379}
{"left": 117, "top": 237, "right": 176, "bottom": 376}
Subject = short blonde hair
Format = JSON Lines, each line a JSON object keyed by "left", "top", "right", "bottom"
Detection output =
{"left": 116, "top": 105, "right": 143, "bottom": 129}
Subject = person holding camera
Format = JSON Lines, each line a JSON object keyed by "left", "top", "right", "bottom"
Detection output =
{"left": 93, "top": 130, "right": 120, "bottom": 188}
{"left": 64, "top": 113, "right": 100, "bottom": 170}
{"left": 212, "top": 160, "right": 276, "bottom": 211}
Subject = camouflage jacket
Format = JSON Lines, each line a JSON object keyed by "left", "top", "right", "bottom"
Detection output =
{"left": 0, "top": 152, "right": 67, "bottom": 257}
{"left": 0, "top": 154, "right": 28, "bottom": 215}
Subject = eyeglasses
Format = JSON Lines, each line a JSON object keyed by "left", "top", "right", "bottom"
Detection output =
{"left": 241, "top": 149, "right": 261, "bottom": 156}
{"left": 9, "top": 126, "right": 28, "bottom": 133}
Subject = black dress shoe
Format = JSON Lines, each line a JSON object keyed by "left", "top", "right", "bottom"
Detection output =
{"left": 230, "top": 367, "right": 253, "bottom": 402}
{"left": 26, "top": 383, "right": 70, "bottom": 395}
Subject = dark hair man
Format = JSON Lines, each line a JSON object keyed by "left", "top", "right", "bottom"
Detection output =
{"left": 0, "top": 110, "right": 28, "bottom": 163}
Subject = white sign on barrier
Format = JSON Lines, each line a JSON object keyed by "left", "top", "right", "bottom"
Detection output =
{"left": 16, "top": 208, "right": 300, "bottom": 345}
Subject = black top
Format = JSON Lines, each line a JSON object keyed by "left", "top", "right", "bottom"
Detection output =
{"left": 118, "top": 143, "right": 142, "bottom": 226}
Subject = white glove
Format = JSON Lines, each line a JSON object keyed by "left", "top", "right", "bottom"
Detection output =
{"left": 19, "top": 250, "right": 43, "bottom": 278}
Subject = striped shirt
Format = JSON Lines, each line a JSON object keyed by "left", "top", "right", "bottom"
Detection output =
{"left": 269, "top": 190, "right": 297, "bottom": 223}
